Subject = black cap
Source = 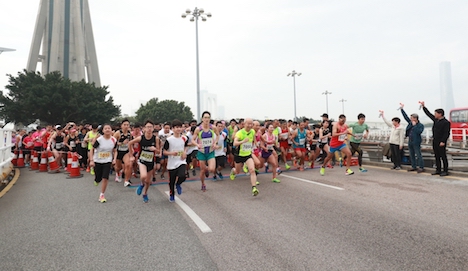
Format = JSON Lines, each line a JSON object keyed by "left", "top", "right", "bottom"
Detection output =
{"left": 321, "top": 113, "right": 329, "bottom": 118}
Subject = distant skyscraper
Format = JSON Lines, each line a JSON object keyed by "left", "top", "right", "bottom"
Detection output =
{"left": 439, "top": 61, "right": 455, "bottom": 110}
{"left": 27, "top": 0, "right": 101, "bottom": 86}
{"left": 200, "top": 90, "right": 218, "bottom": 119}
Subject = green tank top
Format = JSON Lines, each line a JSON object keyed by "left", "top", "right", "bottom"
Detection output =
{"left": 236, "top": 128, "right": 255, "bottom": 157}
{"left": 87, "top": 131, "right": 98, "bottom": 150}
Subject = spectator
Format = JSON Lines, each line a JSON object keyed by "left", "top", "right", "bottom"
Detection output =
{"left": 381, "top": 111, "right": 405, "bottom": 170}
{"left": 421, "top": 102, "right": 451, "bottom": 176}
{"left": 400, "top": 104, "right": 425, "bottom": 173}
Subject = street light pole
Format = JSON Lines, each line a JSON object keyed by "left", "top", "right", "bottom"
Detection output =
{"left": 182, "top": 8, "right": 211, "bottom": 121}
{"left": 339, "top": 98, "right": 347, "bottom": 114}
{"left": 287, "top": 70, "right": 301, "bottom": 121}
{"left": 322, "top": 90, "right": 332, "bottom": 114}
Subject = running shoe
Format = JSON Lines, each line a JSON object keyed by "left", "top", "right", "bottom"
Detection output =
{"left": 243, "top": 164, "right": 248, "bottom": 173}
{"left": 201, "top": 184, "right": 206, "bottom": 191}
{"left": 94, "top": 181, "right": 99, "bottom": 186}
{"left": 205, "top": 170, "right": 209, "bottom": 178}
{"left": 169, "top": 194, "right": 175, "bottom": 202}
{"left": 339, "top": 158, "right": 343, "bottom": 167}
{"left": 272, "top": 178, "right": 281, "bottom": 183}
{"left": 252, "top": 186, "right": 259, "bottom": 196}
{"left": 276, "top": 168, "right": 282, "bottom": 175}
{"left": 230, "top": 168, "right": 236, "bottom": 180}
{"left": 346, "top": 169, "right": 354, "bottom": 176}
{"left": 86, "top": 167, "right": 90, "bottom": 172}
{"left": 124, "top": 181, "right": 132, "bottom": 187}
{"left": 99, "top": 194, "right": 106, "bottom": 203}
{"left": 359, "top": 167, "right": 368, "bottom": 173}
{"left": 160, "top": 174, "right": 165, "bottom": 180}
{"left": 136, "top": 184, "right": 144, "bottom": 195}
{"left": 176, "top": 184, "right": 182, "bottom": 195}
{"left": 90, "top": 167, "right": 95, "bottom": 175}
{"left": 213, "top": 174, "right": 217, "bottom": 181}
{"left": 293, "top": 159, "right": 297, "bottom": 167}
{"left": 265, "top": 164, "right": 269, "bottom": 173}
{"left": 256, "top": 181, "right": 260, "bottom": 185}
{"left": 217, "top": 171, "right": 223, "bottom": 179}
{"left": 143, "top": 194, "right": 149, "bottom": 203}
{"left": 115, "top": 174, "right": 121, "bottom": 183}
{"left": 320, "top": 167, "right": 325, "bottom": 176}
{"left": 190, "top": 164, "right": 194, "bottom": 170}
{"left": 285, "top": 163, "right": 291, "bottom": 170}
{"left": 192, "top": 169, "right": 196, "bottom": 176}
{"left": 310, "top": 162, "right": 314, "bottom": 169}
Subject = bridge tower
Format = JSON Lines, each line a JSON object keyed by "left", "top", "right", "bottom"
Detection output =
{"left": 27, "top": 0, "right": 101, "bottom": 86}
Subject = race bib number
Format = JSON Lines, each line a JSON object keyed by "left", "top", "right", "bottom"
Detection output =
{"left": 172, "top": 150, "right": 184, "bottom": 157}
{"left": 118, "top": 144, "right": 129, "bottom": 151}
{"left": 338, "top": 134, "right": 347, "bottom": 141}
{"left": 201, "top": 138, "right": 213, "bottom": 148}
{"left": 280, "top": 133, "right": 288, "bottom": 140}
{"left": 55, "top": 142, "right": 63, "bottom": 149}
{"left": 267, "top": 144, "right": 274, "bottom": 151}
{"left": 354, "top": 133, "right": 363, "bottom": 140}
{"left": 98, "top": 152, "right": 111, "bottom": 159}
{"left": 140, "top": 151, "right": 154, "bottom": 162}
{"left": 299, "top": 138, "right": 305, "bottom": 145}
{"left": 241, "top": 142, "right": 253, "bottom": 152}
{"left": 70, "top": 141, "right": 76, "bottom": 148}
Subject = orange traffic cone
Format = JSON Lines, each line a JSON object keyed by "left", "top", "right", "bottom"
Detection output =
{"left": 30, "top": 151, "right": 39, "bottom": 170}
{"left": 65, "top": 151, "right": 73, "bottom": 174}
{"left": 48, "top": 151, "right": 61, "bottom": 173}
{"left": 38, "top": 151, "right": 49, "bottom": 172}
{"left": 67, "top": 153, "right": 83, "bottom": 179}
{"left": 12, "top": 150, "right": 18, "bottom": 166}
{"left": 16, "top": 150, "right": 25, "bottom": 168}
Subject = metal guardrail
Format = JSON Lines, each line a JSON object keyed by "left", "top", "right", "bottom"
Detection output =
{"left": 0, "top": 125, "right": 14, "bottom": 169}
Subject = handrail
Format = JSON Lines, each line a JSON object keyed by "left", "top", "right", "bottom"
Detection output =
{"left": 0, "top": 125, "right": 14, "bottom": 169}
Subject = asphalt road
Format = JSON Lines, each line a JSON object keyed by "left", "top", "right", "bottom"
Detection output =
{"left": 1, "top": 164, "right": 468, "bottom": 271}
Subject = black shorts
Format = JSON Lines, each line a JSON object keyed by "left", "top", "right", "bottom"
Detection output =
{"left": 138, "top": 161, "right": 154, "bottom": 172}
{"left": 117, "top": 151, "right": 128, "bottom": 161}
{"left": 155, "top": 156, "right": 161, "bottom": 164}
{"left": 94, "top": 162, "right": 112, "bottom": 182}
{"left": 226, "top": 142, "right": 233, "bottom": 155}
{"left": 34, "top": 146, "right": 43, "bottom": 152}
{"left": 319, "top": 143, "right": 327, "bottom": 149}
{"left": 234, "top": 154, "right": 252, "bottom": 164}
{"left": 216, "top": 155, "right": 226, "bottom": 168}
{"left": 21, "top": 148, "right": 31, "bottom": 155}
{"left": 187, "top": 150, "right": 198, "bottom": 164}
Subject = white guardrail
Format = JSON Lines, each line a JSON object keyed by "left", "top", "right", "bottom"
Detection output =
{"left": 367, "top": 128, "right": 467, "bottom": 147}
{"left": 0, "top": 123, "right": 14, "bottom": 170}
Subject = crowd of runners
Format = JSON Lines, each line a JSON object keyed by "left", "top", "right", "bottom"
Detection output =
{"left": 11, "top": 111, "right": 376, "bottom": 203}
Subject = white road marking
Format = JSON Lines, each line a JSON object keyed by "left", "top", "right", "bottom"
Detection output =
{"left": 165, "top": 191, "right": 212, "bottom": 233}
{"left": 281, "top": 174, "right": 345, "bottom": 191}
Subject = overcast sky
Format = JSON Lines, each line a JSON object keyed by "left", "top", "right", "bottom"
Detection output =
{"left": 1, "top": 0, "right": 467, "bottom": 123}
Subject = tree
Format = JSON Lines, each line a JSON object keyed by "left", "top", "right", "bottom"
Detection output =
{"left": 135, "top": 98, "right": 194, "bottom": 123}
{"left": 0, "top": 70, "right": 120, "bottom": 124}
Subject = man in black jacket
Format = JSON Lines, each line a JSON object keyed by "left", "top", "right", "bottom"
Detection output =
{"left": 421, "top": 102, "right": 451, "bottom": 176}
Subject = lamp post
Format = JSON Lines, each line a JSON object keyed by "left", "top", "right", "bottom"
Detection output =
{"left": 322, "top": 90, "right": 332, "bottom": 114}
{"left": 339, "top": 98, "right": 347, "bottom": 114}
{"left": 182, "top": 8, "right": 212, "bottom": 121}
{"left": 287, "top": 70, "right": 301, "bottom": 121}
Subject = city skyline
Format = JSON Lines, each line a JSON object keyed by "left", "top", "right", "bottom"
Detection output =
{"left": 1, "top": 1, "right": 467, "bottom": 122}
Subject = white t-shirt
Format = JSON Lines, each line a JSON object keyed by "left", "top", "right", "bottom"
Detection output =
{"left": 163, "top": 135, "right": 188, "bottom": 170}
{"left": 158, "top": 129, "right": 173, "bottom": 145}
{"left": 93, "top": 136, "right": 116, "bottom": 163}
{"left": 185, "top": 132, "right": 198, "bottom": 155}
{"left": 215, "top": 131, "right": 227, "bottom": 157}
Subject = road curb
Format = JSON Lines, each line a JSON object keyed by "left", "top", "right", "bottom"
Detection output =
{"left": 0, "top": 168, "right": 20, "bottom": 199}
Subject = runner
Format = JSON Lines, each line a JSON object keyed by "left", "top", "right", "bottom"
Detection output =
{"left": 348, "top": 113, "right": 369, "bottom": 172}
{"left": 185, "top": 126, "right": 198, "bottom": 178}
{"left": 129, "top": 120, "right": 159, "bottom": 203}
{"left": 163, "top": 119, "right": 188, "bottom": 202}
{"left": 89, "top": 124, "right": 117, "bottom": 203}
{"left": 113, "top": 119, "right": 133, "bottom": 187}
{"left": 320, "top": 114, "right": 354, "bottom": 176}
{"left": 158, "top": 122, "right": 173, "bottom": 180}
{"left": 192, "top": 111, "right": 218, "bottom": 191}
{"left": 319, "top": 120, "right": 332, "bottom": 167}
{"left": 47, "top": 125, "right": 66, "bottom": 170}
{"left": 84, "top": 123, "right": 99, "bottom": 175}
{"left": 290, "top": 121, "right": 307, "bottom": 171}
{"left": 307, "top": 124, "right": 321, "bottom": 169}
{"left": 64, "top": 128, "right": 78, "bottom": 153}
{"left": 278, "top": 120, "right": 291, "bottom": 170}
{"left": 227, "top": 119, "right": 238, "bottom": 168}
{"left": 230, "top": 118, "right": 260, "bottom": 196}
{"left": 259, "top": 124, "right": 281, "bottom": 183}
{"left": 213, "top": 121, "right": 227, "bottom": 180}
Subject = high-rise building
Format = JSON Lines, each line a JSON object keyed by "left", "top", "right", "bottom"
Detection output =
{"left": 439, "top": 61, "right": 455, "bottom": 110}
{"left": 27, "top": 0, "right": 101, "bottom": 86}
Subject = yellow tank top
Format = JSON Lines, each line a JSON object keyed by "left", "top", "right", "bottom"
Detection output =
{"left": 87, "top": 131, "right": 98, "bottom": 150}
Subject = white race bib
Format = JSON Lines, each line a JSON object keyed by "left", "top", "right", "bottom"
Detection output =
{"left": 299, "top": 138, "right": 305, "bottom": 145}
{"left": 338, "top": 134, "right": 347, "bottom": 141}
{"left": 354, "top": 133, "right": 363, "bottom": 140}
{"left": 55, "top": 142, "right": 63, "bottom": 149}
{"left": 267, "top": 144, "right": 274, "bottom": 151}
{"left": 98, "top": 152, "right": 111, "bottom": 159}
{"left": 70, "top": 141, "right": 76, "bottom": 148}
{"left": 241, "top": 142, "right": 253, "bottom": 152}
{"left": 118, "top": 144, "right": 129, "bottom": 151}
{"left": 201, "top": 138, "right": 213, "bottom": 148}
{"left": 140, "top": 150, "right": 154, "bottom": 162}
{"left": 280, "top": 133, "right": 288, "bottom": 140}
